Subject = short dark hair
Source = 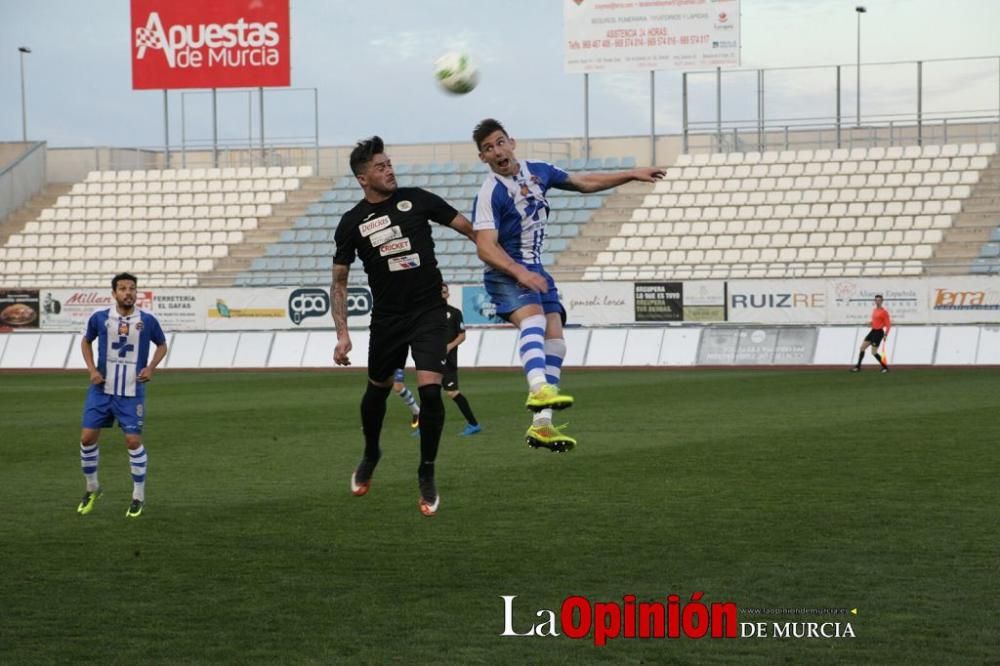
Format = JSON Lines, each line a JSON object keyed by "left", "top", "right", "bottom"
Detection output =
{"left": 875, "top": 294, "right": 883, "bottom": 299}
{"left": 112, "top": 272, "right": 138, "bottom": 290}
{"left": 473, "top": 118, "right": 508, "bottom": 150}
{"left": 349, "top": 136, "right": 385, "bottom": 176}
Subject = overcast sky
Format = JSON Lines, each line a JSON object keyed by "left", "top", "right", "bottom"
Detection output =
{"left": 1, "top": 0, "right": 998, "bottom": 149}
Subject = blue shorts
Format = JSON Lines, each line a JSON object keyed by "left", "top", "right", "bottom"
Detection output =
{"left": 484, "top": 265, "right": 564, "bottom": 320}
{"left": 393, "top": 368, "right": 405, "bottom": 383}
{"left": 81, "top": 386, "right": 145, "bottom": 434}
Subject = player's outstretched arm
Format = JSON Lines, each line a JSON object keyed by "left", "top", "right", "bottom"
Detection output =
{"left": 331, "top": 263, "right": 352, "bottom": 366}
{"left": 558, "top": 166, "right": 665, "bottom": 193}
{"left": 474, "top": 229, "right": 548, "bottom": 294}
{"left": 447, "top": 213, "right": 476, "bottom": 242}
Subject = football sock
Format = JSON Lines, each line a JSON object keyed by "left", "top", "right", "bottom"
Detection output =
{"left": 361, "top": 383, "right": 392, "bottom": 461}
{"left": 452, "top": 393, "right": 478, "bottom": 426}
{"left": 80, "top": 442, "right": 99, "bottom": 492}
{"left": 856, "top": 351, "right": 865, "bottom": 368}
{"left": 533, "top": 409, "right": 553, "bottom": 427}
{"left": 398, "top": 386, "right": 420, "bottom": 416}
{"left": 518, "top": 314, "right": 548, "bottom": 392}
{"left": 544, "top": 338, "right": 566, "bottom": 386}
{"left": 417, "top": 384, "right": 445, "bottom": 478}
{"left": 128, "top": 445, "right": 147, "bottom": 502}
{"left": 873, "top": 352, "right": 887, "bottom": 368}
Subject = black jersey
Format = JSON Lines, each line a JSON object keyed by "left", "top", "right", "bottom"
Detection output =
{"left": 334, "top": 187, "right": 458, "bottom": 317}
{"left": 445, "top": 304, "right": 464, "bottom": 368}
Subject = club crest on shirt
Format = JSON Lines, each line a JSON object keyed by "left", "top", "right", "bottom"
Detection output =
{"left": 387, "top": 253, "right": 421, "bottom": 272}
{"left": 379, "top": 238, "right": 412, "bottom": 257}
{"left": 360, "top": 215, "right": 391, "bottom": 237}
{"left": 135, "top": 321, "right": 144, "bottom": 331}
{"left": 369, "top": 225, "right": 402, "bottom": 247}
{"left": 396, "top": 200, "right": 413, "bottom": 212}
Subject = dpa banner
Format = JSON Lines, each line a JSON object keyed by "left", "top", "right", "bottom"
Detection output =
{"left": 131, "top": 0, "right": 290, "bottom": 90}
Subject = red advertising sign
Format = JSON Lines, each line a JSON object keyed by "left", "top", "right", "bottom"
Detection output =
{"left": 131, "top": 0, "right": 290, "bottom": 90}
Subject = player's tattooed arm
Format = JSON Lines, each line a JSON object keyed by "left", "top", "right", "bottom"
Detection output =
{"left": 332, "top": 263, "right": 352, "bottom": 365}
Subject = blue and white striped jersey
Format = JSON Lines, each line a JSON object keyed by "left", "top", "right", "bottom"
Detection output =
{"left": 471, "top": 160, "right": 569, "bottom": 268}
{"left": 84, "top": 307, "right": 166, "bottom": 398}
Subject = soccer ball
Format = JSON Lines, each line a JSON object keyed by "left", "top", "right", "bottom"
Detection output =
{"left": 434, "top": 52, "right": 478, "bottom": 95}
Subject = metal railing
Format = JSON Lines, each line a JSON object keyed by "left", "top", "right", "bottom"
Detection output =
{"left": 0, "top": 141, "right": 46, "bottom": 222}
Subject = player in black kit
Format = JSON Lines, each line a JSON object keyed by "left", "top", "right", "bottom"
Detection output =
{"left": 441, "top": 283, "right": 481, "bottom": 436}
{"left": 332, "top": 136, "right": 475, "bottom": 517}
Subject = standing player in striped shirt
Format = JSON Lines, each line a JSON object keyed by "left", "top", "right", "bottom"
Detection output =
{"left": 852, "top": 294, "right": 891, "bottom": 373}
{"left": 76, "top": 273, "right": 168, "bottom": 518}
{"left": 471, "top": 118, "right": 663, "bottom": 451}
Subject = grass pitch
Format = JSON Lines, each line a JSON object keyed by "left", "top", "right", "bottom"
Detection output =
{"left": 1, "top": 368, "right": 997, "bottom": 664}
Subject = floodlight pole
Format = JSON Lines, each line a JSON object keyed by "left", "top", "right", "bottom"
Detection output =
{"left": 856, "top": 6, "right": 866, "bottom": 127}
{"left": 18, "top": 46, "right": 31, "bottom": 141}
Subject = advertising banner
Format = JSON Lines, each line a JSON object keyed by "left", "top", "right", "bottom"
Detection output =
{"left": 564, "top": 0, "right": 740, "bottom": 73}
{"left": 827, "top": 278, "right": 926, "bottom": 324}
{"left": 39, "top": 289, "right": 154, "bottom": 331}
{"left": 697, "top": 327, "right": 739, "bottom": 364}
{"left": 561, "top": 281, "right": 633, "bottom": 325}
{"left": 131, "top": 0, "right": 290, "bottom": 90}
{"left": 772, "top": 327, "right": 819, "bottom": 364}
{"left": 683, "top": 279, "right": 726, "bottom": 322}
{"left": 203, "top": 287, "right": 371, "bottom": 330}
{"left": 0, "top": 289, "right": 40, "bottom": 330}
{"left": 727, "top": 279, "right": 827, "bottom": 323}
{"left": 149, "top": 290, "right": 206, "bottom": 330}
{"left": 634, "top": 282, "right": 683, "bottom": 321}
{"left": 925, "top": 276, "right": 1000, "bottom": 324}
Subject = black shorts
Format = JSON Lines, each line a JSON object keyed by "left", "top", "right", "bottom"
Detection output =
{"left": 368, "top": 306, "right": 448, "bottom": 383}
{"left": 864, "top": 329, "right": 885, "bottom": 347}
{"left": 442, "top": 368, "right": 459, "bottom": 391}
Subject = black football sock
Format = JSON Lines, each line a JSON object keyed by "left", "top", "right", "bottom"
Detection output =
{"left": 452, "top": 393, "right": 478, "bottom": 426}
{"left": 856, "top": 351, "right": 865, "bottom": 369}
{"left": 873, "top": 352, "right": 886, "bottom": 368}
{"left": 360, "top": 383, "right": 392, "bottom": 462}
{"left": 417, "top": 384, "right": 445, "bottom": 478}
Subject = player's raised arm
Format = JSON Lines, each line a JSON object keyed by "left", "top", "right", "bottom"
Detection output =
{"left": 332, "top": 263, "right": 352, "bottom": 366}
{"left": 557, "top": 166, "right": 665, "bottom": 193}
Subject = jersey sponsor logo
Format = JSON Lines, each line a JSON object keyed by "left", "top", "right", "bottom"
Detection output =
{"left": 387, "top": 253, "right": 421, "bottom": 272}
{"left": 378, "top": 238, "right": 412, "bottom": 257}
{"left": 396, "top": 200, "right": 413, "bottom": 212}
{"left": 118, "top": 320, "right": 130, "bottom": 336}
{"left": 369, "top": 225, "right": 402, "bottom": 247}
{"left": 288, "top": 288, "right": 330, "bottom": 325}
{"left": 359, "top": 215, "right": 391, "bottom": 237}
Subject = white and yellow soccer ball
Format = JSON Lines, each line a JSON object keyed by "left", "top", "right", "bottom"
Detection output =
{"left": 434, "top": 51, "right": 479, "bottom": 95}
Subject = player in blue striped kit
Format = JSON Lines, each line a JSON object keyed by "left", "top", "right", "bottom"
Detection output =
{"left": 471, "top": 119, "right": 663, "bottom": 451}
{"left": 76, "top": 273, "right": 167, "bottom": 518}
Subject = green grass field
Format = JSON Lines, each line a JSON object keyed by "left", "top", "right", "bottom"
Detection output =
{"left": 1, "top": 368, "right": 998, "bottom": 664}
